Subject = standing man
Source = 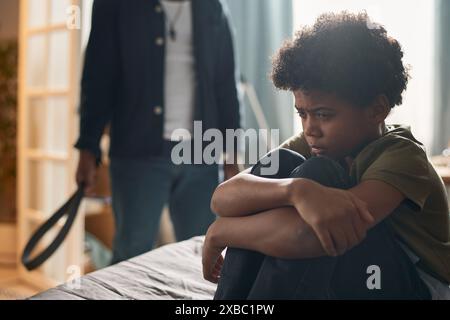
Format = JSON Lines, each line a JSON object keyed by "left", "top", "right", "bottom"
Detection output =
{"left": 75, "top": 0, "right": 242, "bottom": 264}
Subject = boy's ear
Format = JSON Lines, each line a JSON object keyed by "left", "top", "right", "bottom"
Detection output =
{"left": 367, "top": 95, "right": 390, "bottom": 123}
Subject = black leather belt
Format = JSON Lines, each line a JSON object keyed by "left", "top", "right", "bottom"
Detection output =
{"left": 21, "top": 187, "right": 84, "bottom": 271}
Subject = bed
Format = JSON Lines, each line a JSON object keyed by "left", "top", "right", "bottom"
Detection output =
{"left": 30, "top": 236, "right": 217, "bottom": 300}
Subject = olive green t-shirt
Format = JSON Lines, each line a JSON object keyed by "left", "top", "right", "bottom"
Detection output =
{"left": 280, "top": 124, "right": 450, "bottom": 283}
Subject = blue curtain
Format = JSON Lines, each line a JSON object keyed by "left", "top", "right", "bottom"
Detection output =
{"left": 226, "top": 0, "right": 294, "bottom": 143}
{"left": 433, "top": 0, "right": 450, "bottom": 155}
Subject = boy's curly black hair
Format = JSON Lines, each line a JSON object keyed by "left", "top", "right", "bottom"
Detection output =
{"left": 271, "top": 11, "right": 410, "bottom": 108}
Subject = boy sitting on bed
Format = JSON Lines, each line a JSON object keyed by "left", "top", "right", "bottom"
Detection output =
{"left": 202, "top": 11, "right": 450, "bottom": 299}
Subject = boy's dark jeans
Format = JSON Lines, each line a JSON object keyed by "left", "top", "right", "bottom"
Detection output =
{"left": 214, "top": 148, "right": 431, "bottom": 300}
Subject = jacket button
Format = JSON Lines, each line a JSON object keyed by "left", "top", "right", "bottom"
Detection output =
{"left": 154, "top": 106, "right": 163, "bottom": 115}
{"left": 155, "top": 5, "right": 162, "bottom": 13}
{"left": 155, "top": 37, "right": 164, "bottom": 46}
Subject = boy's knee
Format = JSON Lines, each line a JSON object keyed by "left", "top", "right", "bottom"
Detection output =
{"left": 251, "top": 148, "right": 306, "bottom": 179}
{"left": 289, "top": 156, "right": 351, "bottom": 189}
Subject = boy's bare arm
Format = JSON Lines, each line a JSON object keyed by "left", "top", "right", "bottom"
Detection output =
{"left": 212, "top": 207, "right": 324, "bottom": 257}
{"left": 202, "top": 206, "right": 325, "bottom": 283}
{"left": 349, "top": 180, "right": 405, "bottom": 226}
{"left": 204, "top": 179, "right": 402, "bottom": 258}
{"left": 210, "top": 170, "right": 373, "bottom": 256}
{"left": 210, "top": 169, "right": 294, "bottom": 217}
{"left": 210, "top": 168, "right": 403, "bottom": 260}
{"left": 203, "top": 179, "right": 404, "bottom": 283}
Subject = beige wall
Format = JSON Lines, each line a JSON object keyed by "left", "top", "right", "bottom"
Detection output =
{"left": 0, "top": 0, "right": 19, "bottom": 40}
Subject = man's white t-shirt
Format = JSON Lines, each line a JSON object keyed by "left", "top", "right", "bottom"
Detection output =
{"left": 161, "top": 0, "right": 195, "bottom": 141}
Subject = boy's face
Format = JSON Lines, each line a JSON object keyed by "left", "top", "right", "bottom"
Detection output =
{"left": 294, "top": 89, "right": 381, "bottom": 161}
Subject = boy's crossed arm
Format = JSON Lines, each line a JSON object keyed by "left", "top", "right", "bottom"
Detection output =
{"left": 202, "top": 206, "right": 323, "bottom": 283}
{"left": 203, "top": 171, "right": 405, "bottom": 283}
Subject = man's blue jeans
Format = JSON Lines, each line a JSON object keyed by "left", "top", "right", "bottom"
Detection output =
{"left": 109, "top": 141, "right": 219, "bottom": 264}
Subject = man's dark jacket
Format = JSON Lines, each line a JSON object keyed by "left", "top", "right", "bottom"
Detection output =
{"left": 75, "top": 0, "right": 242, "bottom": 160}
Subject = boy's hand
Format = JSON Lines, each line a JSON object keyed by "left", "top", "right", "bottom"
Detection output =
{"left": 202, "top": 223, "right": 225, "bottom": 284}
{"left": 289, "top": 179, "right": 374, "bottom": 256}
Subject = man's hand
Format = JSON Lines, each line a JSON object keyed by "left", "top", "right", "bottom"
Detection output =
{"left": 289, "top": 179, "right": 374, "bottom": 256}
{"left": 76, "top": 150, "right": 98, "bottom": 196}
{"left": 223, "top": 163, "right": 240, "bottom": 181}
{"left": 202, "top": 223, "right": 226, "bottom": 284}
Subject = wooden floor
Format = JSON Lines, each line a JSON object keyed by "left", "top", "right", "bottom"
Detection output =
{"left": 0, "top": 266, "right": 40, "bottom": 300}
